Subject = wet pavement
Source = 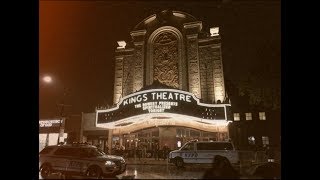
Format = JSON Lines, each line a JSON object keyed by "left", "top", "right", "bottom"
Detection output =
{"left": 39, "top": 164, "right": 209, "bottom": 179}
{"left": 39, "top": 159, "right": 279, "bottom": 179}
{"left": 119, "top": 164, "right": 207, "bottom": 179}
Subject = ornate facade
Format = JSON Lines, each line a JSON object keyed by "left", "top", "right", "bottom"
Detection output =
{"left": 114, "top": 10, "right": 226, "bottom": 104}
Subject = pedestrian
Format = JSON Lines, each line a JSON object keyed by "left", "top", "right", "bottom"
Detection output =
{"left": 143, "top": 145, "right": 147, "bottom": 158}
{"left": 203, "top": 155, "right": 239, "bottom": 179}
{"left": 104, "top": 145, "right": 109, "bottom": 155}
{"left": 162, "top": 145, "right": 169, "bottom": 160}
{"left": 154, "top": 143, "right": 159, "bottom": 160}
{"left": 138, "top": 145, "right": 142, "bottom": 160}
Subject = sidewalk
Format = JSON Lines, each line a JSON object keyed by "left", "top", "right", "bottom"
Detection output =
{"left": 124, "top": 158, "right": 173, "bottom": 165}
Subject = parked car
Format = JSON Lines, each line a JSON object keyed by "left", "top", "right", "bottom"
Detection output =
{"left": 169, "top": 140, "right": 240, "bottom": 167}
{"left": 39, "top": 143, "right": 126, "bottom": 179}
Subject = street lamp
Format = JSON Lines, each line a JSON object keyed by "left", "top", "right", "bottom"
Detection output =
{"left": 43, "top": 75, "right": 52, "bottom": 83}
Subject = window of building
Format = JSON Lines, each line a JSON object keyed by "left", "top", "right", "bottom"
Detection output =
{"left": 248, "top": 136, "right": 255, "bottom": 145}
{"left": 190, "top": 130, "right": 200, "bottom": 137}
{"left": 262, "top": 136, "right": 269, "bottom": 147}
{"left": 259, "top": 112, "right": 266, "bottom": 120}
{"left": 176, "top": 129, "right": 182, "bottom": 137}
{"left": 245, "top": 113, "right": 252, "bottom": 120}
{"left": 234, "top": 113, "right": 240, "bottom": 121}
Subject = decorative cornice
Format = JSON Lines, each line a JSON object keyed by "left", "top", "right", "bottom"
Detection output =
{"left": 183, "top": 21, "right": 203, "bottom": 30}
{"left": 130, "top": 30, "right": 147, "bottom": 37}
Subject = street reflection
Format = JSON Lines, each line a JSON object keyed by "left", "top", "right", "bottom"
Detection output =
{"left": 118, "top": 165, "right": 206, "bottom": 179}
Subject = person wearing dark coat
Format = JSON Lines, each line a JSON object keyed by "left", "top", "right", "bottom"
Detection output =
{"left": 203, "top": 155, "right": 239, "bottom": 179}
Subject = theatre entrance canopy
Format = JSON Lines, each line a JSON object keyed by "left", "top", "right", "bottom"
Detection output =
{"left": 96, "top": 88, "right": 232, "bottom": 135}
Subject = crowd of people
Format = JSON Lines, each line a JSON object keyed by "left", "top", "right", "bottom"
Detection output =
{"left": 94, "top": 142, "right": 171, "bottom": 160}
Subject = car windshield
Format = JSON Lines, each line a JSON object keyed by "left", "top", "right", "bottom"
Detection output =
{"left": 81, "top": 148, "right": 104, "bottom": 157}
{"left": 180, "top": 143, "right": 194, "bottom": 151}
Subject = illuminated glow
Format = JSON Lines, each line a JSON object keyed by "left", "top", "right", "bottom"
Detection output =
{"left": 259, "top": 112, "right": 266, "bottom": 120}
{"left": 39, "top": 119, "right": 62, "bottom": 127}
{"left": 59, "top": 137, "right": 64, "bottom": 143}
{"left": 96, "top": 88, "right": 229, "bottom": 114}
{"left": 173, "top": 12, "right": 186, "bottom": 18}
{"left": 139, "top": 101, "right": 178, "bottom": 113}
{"left": 177, "top": 141, "right": 181, "bottom": 147}
{"left": 97, "top": 112, "right": 229, "bottom": 134}
{"left": 48, "top": 133, "right": 59, "bottom": 145}
{"left": 117, "top": 41, "right": 126, "bottom": 49}
{"left": 123, "top": 92, "right": 192, "bottom": 106}
{"left": 245, "top": 113, "right": 252, "bottom": 120}
{"left": 39, "top": 134, "right": 47, "bottom": 152}
{"left": 43, "top": 75, "right": 52, "bottom": 83}
{"left": 96, "top": 89, "right": 231, "bottom": 134}
{"left": 210, "top": 27, "right": 219, "bottom": 36}
{"left": 233, "top": 113, "right": 240, "bottom": 121}
{"left": 144, "top": 15, "right": 156, "bottom": 24}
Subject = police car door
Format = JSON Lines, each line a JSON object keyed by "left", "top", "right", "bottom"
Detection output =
{"left": 211, "top": 143, "right": 232, "bottom": 163}
{"left": 181, "top": 142, "right": 197, "bottom": 164}
{"left": 65, "top": 148, "right": 84, "bottom": 173}
{"left": 196, "top": 142, "right": 214, "bottom": 164}
{"left": 51, "top": 147, "right": 71, "bottom": 172}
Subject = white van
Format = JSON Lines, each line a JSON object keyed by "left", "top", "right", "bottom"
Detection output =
{"left": 168, "top": 141, "right": 239, "bottom": 167}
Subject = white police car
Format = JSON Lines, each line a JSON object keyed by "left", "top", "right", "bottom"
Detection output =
{"left": 169, "top": 140, "right": 239, "bottom": 167}
{"left": 39, "top": 143, "right": 126, "bottom": 178}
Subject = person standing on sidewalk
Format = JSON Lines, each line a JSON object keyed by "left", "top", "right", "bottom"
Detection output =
{"left": 154, "top": 143, "right": 159, "bottom": 160}
{"left": 162, "top": 145, "right": 169, "bottom": 160}
{"left": 138, "top": 145, "right": 142, "bottom": 160}
{"left": 142, "top": 145, "right": 147, "bottom": 158}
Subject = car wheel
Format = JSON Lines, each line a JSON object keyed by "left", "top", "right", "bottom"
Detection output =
{"left": 40, "top": 164, "right": 51, "bottom": 179}
{"left": 176, "top": 158, "right": 184, "bottom": 168}
{"left": 86, "top": 166, "right": 102, "bottom": 179}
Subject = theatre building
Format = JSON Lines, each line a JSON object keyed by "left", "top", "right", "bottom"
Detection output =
{"left": 82, "top": 10, "right": 233, "bottom": 153}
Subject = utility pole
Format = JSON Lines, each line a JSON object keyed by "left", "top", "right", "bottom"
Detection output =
{"left": 57, "top": 88, "right": 72, "bottom": 145}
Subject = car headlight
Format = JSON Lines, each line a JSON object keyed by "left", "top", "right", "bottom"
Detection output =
{"left": 105, "top": 161, "right": 115, "bottom": 166}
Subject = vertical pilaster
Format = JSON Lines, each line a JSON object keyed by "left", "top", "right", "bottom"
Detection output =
{"left": 184, "top": 22, "right": 202, "bottom": 99}
{"left": 130, "top": 30, "right": 146, "bottom": 92}
{"left": 113, "top": 56, "right": 123, "bottom": 104}
{"left": 212, "top": 36, "right": 225, "bottom": 103}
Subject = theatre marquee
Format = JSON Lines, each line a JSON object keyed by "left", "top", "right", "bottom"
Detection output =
{"left": 96, "top": 89, "right": 232, "bottom": 125}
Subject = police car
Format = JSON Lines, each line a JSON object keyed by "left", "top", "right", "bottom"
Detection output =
{"left": 39, "top": 143, "right": 126, "bottom": 178}
{"left": 169, "top": 140, "right": 239, "bottom": 167}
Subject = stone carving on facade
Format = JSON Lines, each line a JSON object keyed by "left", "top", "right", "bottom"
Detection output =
{"left": 123, "top": 56, "right": 134, "bottom": 96}
{"left": 133, "top": 45, "right": 144, "bottom": 91}
{"left": 186, "top": 36, "right": 201, "bottom": 98}
{"left": 153, "top": 32, "right": 179, "bottom": 88}
{"left": 199, "top": 46, "right": 214, "bottom": 102}
{"left": 113, "top": 57, "right": 123, "bottom": 104}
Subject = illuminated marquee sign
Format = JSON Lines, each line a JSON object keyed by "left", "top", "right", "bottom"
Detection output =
{"left": 39, "top": 120, "right": 63, "bottom": 127}
{"left": 97, "top": 89, "right": 231, "bottom": 124}
{"left": 124, "top": 91, "right": 191, "bottom": 113}
{"left": 39, "top": 119, "right": 64, "bottom": 133}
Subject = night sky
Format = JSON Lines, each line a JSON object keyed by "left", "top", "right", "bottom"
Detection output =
{"left": 39, "top": 0, "right": 280, "bottom": 118}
